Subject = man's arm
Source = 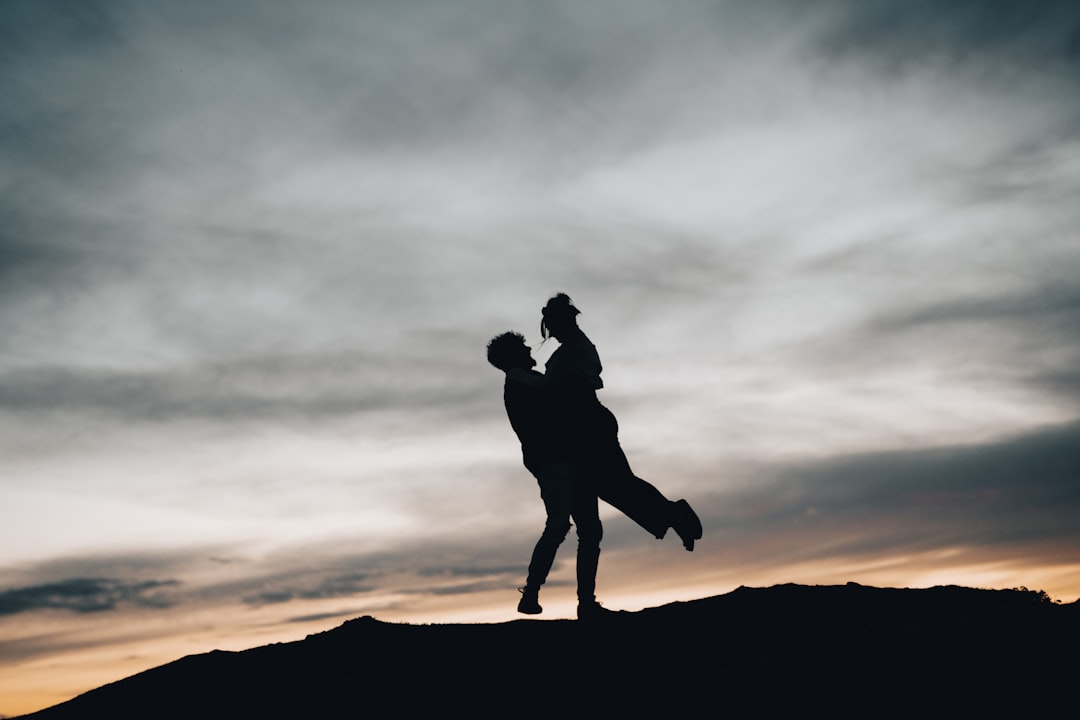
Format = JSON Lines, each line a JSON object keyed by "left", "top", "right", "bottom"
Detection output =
{"left": 507, "top": 367, "right": 544, "bottom": 387}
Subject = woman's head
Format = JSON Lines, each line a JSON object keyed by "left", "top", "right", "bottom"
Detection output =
{"left": 540, "top": 292, "right": 581, "bottom": 340}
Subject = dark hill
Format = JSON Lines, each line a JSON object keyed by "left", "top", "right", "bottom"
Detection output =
{"left": 16, "top": 583, "right": 1078, "bottom": 719}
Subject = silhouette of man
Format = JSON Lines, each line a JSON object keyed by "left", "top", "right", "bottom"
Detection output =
{"left": 487, "top": 331, "right": 611, "bottom": 620}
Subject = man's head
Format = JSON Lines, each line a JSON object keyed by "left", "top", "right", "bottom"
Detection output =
{"left": 487, "top": 331, "right": 535, "bottom": 371}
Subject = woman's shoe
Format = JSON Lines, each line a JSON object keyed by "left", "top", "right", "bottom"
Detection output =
{"left": 672, "top": 499, "right": 702, "bottom": 551}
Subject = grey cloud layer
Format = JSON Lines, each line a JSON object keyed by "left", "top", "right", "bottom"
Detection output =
{"left": 817, "top": 0, "right": 1080, "bottom": 72}
{"left": 0, "top": 345, "right": 491, "bottom": 421}
{"left": 5, "top": 418, "right": 1076, "bottom": 626}
{"left": 5, "top": 0, "right": 1078, "bottom": 201}
{"left": 0, "top": 578, "right": 179, "bottom": 616}
{"left": 712, "top": 419, "right": 1080, "bottom": 565}
{"left": 0, "top": 537, "right": 532, "bottom": 620}
{"left": 3, "top": 0, "right": 1078, "bottom": 356}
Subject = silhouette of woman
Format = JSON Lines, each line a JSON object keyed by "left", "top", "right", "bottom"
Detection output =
{"left": 516, "top": 293, "right": 702, "bottom": 551}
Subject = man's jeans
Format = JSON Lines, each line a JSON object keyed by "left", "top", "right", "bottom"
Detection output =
{"left": 525, "top": 462, "right": 602, "bottom": 602}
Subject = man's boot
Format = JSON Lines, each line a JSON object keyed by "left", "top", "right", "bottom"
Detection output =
{"left": 517, "top": 586, "right": 542, "bottom": 615}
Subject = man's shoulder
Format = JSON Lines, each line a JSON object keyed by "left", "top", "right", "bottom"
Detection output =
{"left": 504, "top": 369, "right": 542, "bottom": 378}
{"left": 504, "top": 369, "right": 544, "bottom": 391}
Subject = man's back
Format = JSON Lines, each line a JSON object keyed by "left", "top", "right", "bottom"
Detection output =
{"left": 503, "top": 370, "right": 567, "bottom": 474}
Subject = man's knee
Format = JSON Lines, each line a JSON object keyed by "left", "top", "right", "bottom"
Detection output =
{"left": 540, "top": 519, "right": 572, "bottom": 543}
{"left": 576, "top": 521, "right": 603, "bottom": 547}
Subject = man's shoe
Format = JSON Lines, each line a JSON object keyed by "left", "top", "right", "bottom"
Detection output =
{"left": 672, "top": 499, "right": 702, "bottom": 551}
{"left": 577, "top": 600, "right": 624, "bottom": 621}
{"left": 517, "top": 587, "right": 542, "bottom": 615}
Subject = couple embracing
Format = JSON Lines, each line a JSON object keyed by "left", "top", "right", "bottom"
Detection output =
{"left": 487, "top": 293, "right": 702, "bottom": 620}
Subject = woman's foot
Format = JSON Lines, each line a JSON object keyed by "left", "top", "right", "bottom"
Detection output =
{"left": 671, "top": 499, "right": 702, "bottom": 551}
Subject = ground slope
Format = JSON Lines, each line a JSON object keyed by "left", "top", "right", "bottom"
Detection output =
{"left": 16, "top": 583, "right": 1078, "bottom": 719}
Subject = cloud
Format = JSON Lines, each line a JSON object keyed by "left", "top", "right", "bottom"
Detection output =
{"left": 876, "top": 284, "right": 1080, "bottom": 340}
{"left": 421, "top": 580, "right": 522, "bottom": 596}
{"left": 0, "top": 578, "right": 179, "bottom": 616}
{"left": 794, "top": 281, "right": 1080, "bottom": 416}
{"left": 3, "top": 0, "right": 1077, "bottom": 380}
{"left": 405, "top": 562, "right": 534, "bottom": 596}
{"left": 0, "top": 530, "right": 538, "bottom": 612}
{"left": 241, "top": 572, "right": 375, "bottom": 607}
{"left": 0, "top": 346, "right": 492, "bottom": 422}
{"left": 816, "top": 0, "right": 1080, "bottom": 72}
{"left": 417, "top": 564, "right": 526, "bottom": 579}
{"left": 714, "top": 419, "right": 1080, "bottom": 564}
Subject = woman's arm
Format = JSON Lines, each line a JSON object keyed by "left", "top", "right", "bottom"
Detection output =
{"left": 507, "top": 340, "right": 603, "bottom": 391}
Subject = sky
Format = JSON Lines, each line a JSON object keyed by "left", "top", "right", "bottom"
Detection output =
{"left": 2, "top": 0, "right": 1080, "bottom": 714}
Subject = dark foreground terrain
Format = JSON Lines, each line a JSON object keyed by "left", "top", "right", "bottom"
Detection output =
{"left": 17, "top": 583, "right": 1079, "bottom": 719}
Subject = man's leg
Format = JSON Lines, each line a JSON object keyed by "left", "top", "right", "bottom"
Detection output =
{"left": 571, "top": 479, "right": 626, "bottom": 620}
{"left": 519, "top": 463, "right": 574, "bottom": 614}
{"left": 569, "top": 478, "right": 602, "bottom": 605}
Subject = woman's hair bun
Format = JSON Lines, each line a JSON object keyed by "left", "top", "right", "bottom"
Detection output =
{"left": 542, "top": 292, "right": 580, "bottom": 318}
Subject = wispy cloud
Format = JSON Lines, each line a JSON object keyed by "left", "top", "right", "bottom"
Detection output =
{"left": 0, "top": 578, "right": 179, "bottom": 616}
{"left": 241, "top": 573, "right": 374, "bottom": 607}
{"left": 712, "top": 419, "right": 1080, "bottom": 567}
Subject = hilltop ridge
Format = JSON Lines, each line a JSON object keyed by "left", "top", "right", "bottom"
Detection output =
{"left": 17, "top": 583, "right": 1078, "bottom": 719}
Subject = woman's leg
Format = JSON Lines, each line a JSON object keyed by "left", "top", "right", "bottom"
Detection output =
{"left": 591, "top": 438, "right": 674, "bottom": 539}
